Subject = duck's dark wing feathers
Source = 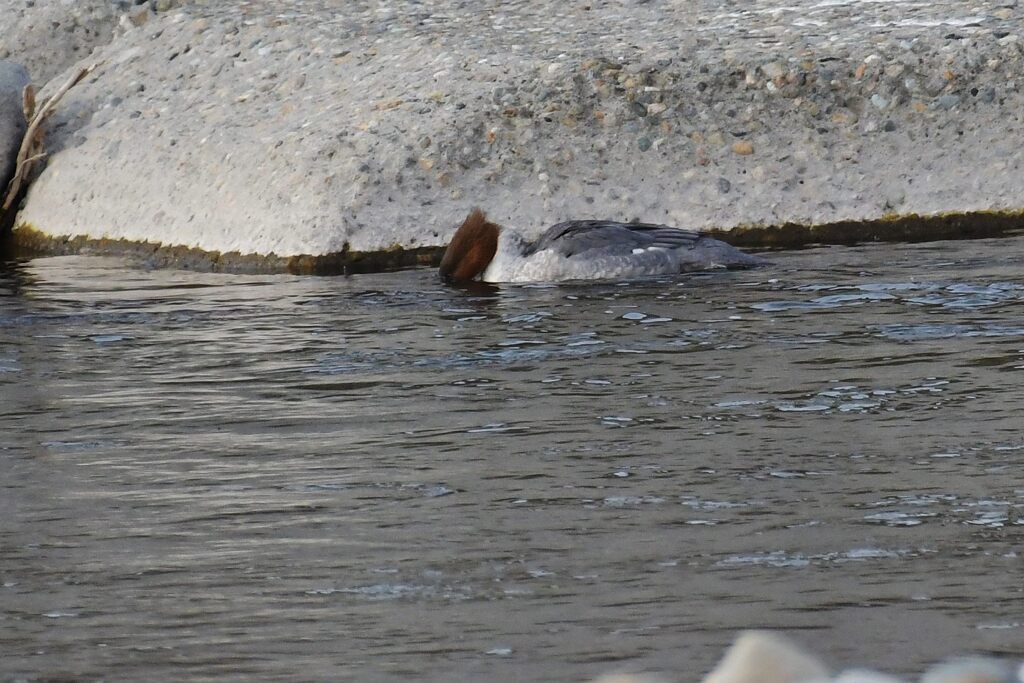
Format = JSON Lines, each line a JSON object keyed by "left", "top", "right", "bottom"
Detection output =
{"left": 527, "top": 220, "right": 701, "bottom": 258}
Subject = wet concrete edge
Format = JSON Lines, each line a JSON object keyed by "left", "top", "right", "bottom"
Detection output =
{"left": 6, "top": 210, "right": 1024, "bottom": 275}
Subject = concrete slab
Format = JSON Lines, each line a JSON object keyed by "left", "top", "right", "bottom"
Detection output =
{"left": 11, "top": 1, "right": 1024, "bottom": 267}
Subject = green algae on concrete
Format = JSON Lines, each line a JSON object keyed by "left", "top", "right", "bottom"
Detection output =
{"left": 9, "top": 223, "right": 442, "bottom": 275}
{"left": 8, "top": 210, "right": 1024, "bottom": 275}
{"left": 710, "top": 210, "right": 1024, "bottom": 250}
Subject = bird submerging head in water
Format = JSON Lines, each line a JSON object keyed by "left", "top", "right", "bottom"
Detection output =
{"left": 439, "top": 208, "right": 766, "bottom": 283}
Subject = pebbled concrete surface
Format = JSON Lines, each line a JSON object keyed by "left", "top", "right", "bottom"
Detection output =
{"left": 11, "top": 0, "right": 1024, "bottom": 261}
{"left": 0, "top": 0, "right": 195, "bottom": 85}
{"left": 0, "top": 0, "right": 126, "bottom": 85}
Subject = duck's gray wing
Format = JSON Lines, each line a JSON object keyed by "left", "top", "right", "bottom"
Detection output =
{"left": 527, "top": 220, "right": 701, "bottom": 257}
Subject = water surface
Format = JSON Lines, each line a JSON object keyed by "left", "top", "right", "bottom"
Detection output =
{"left": 2, "top": 239, "right": 1023, "bottom": 681}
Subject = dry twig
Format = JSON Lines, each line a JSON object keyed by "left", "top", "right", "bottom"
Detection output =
{"left": 2, "top": 62, "right": 99, "bottom": 213}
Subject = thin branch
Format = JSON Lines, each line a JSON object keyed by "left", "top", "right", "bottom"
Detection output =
{"left": 22, "top": 84, "right": 35, "bottom": 121}
{"left": 3, "top": 62, "right": 101, "bottom": 212}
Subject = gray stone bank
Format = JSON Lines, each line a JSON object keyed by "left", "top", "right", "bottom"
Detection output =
{"left": 9, "top": 0, "right": 1024, "bottom": 268}
{"left": 1, "top": 1, "right": 127, "bottom": 86}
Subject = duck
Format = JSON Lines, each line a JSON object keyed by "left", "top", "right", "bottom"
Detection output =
{"left": 439, "top": 208, "right": 766, "bottom": 283}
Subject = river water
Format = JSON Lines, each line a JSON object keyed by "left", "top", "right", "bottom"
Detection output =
{"left": 1, "top": 239, "right": 1022, "bottom": 682}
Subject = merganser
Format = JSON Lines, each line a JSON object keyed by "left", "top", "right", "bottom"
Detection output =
{"left": 439, "top": 208, "right": 766, "bottom": 283}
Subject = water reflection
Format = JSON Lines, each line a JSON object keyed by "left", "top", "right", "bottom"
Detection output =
{"left": 1, "top": 240, "right": 1023, "bottom": 681}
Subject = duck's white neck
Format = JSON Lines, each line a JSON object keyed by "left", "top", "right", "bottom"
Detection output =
{"left": 480, "top": 229, "right": 531, "bottom": 282}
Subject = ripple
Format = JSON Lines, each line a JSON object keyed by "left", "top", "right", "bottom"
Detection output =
{"left": 306, "top": 583, "right": 473, "bottom": 601}
{"left": 5, "top": 241, "right": 1024, "bottom": 680}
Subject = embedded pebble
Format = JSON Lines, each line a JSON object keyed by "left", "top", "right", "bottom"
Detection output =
{"left": 732, "top": 140, "right": 754, "bottom": 155}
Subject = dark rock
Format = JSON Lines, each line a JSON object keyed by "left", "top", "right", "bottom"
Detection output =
{"left": 1, "top": 60, "right": 30, "bottom": 203}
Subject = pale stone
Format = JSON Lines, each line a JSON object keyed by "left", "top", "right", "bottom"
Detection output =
{"left": 920, "top": 658, "right": 1017, "bottom": 683}
{"left": 701, "top": 631, "right": 831, "bottom": 683}
{"left": 832, "top": 669, "right": 906, "bottom": 683}
{"left": 589, "top": 675, "right": 672, "bottom": 683}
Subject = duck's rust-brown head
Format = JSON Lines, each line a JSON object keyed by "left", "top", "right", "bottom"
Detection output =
{"left": 439, "top": 208, "right": 500, "bottom": 283}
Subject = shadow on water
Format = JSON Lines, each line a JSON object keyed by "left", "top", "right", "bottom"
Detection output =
{"left": 0, "top": 257, "right": 36, "bottom": 298}
{"left": 1, "top": 239, "right": 1024, "bottom": 682}
{"left": 0, "top": 221, "right": 16, "bottom": 260}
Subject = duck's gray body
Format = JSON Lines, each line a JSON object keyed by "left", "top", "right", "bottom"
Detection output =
{"left": 530, "top": 220, "right": 764, "bottom": 267}
{"left": 439, "top": 209, "right": 766, "bottom": 284}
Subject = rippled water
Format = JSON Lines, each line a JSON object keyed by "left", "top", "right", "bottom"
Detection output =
{"left": 2, "top": 239, "right": 1023, "bottom": 682}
